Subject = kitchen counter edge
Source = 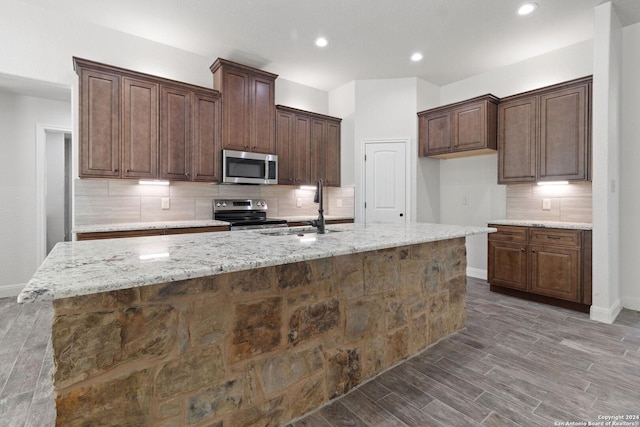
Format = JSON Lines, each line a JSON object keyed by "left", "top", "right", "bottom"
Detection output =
{"left": 20, "top": 223, "right": 492, "bottom": 304}
{"left": 488, "top": 220, "right": 592, "bottom": 230}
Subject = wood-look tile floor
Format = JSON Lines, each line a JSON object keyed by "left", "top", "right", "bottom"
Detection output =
{"left": 1, "top": 278, "right": 639, "bottom": 427}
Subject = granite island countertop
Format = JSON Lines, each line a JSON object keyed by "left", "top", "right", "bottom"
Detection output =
{"left": 20, "top": 222, "right": 494, "bottom": 303}
{"left": 488, "top": 219, "right": 592, "bottom": 230}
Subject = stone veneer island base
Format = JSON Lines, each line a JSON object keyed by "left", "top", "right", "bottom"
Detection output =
{"left": 50, "top": 237, "right": 468, "bottom": 426}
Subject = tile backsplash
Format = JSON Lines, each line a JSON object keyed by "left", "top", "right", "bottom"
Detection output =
{"left": 506, "top": 182, "right": 592, "bottom": 223}
{"left": 74, "top": 179, "right": 355, "bottom": 225}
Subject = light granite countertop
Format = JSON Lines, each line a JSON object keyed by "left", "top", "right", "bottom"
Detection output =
{"left": 19, "top": 222, "right": 493, "bottom": 303}
{"left": 488, "top": 219, "right": 592, "bottom": 230}
{"left": 73, "top": 220, "right": 231, "bottom": 234}
{"left": 272, "top": 215, "right": 354, "bottom": 222}
{"left": 72, "top": 217, "right": 354, "bottom": 234}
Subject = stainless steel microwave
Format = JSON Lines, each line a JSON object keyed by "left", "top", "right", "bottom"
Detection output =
{"left": 222, "top": 149, "right": 278, "bottom": 184}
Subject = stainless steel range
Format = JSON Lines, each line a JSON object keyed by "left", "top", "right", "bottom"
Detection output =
{"left": 213, "top": 199, "right": 287, "bottom": 230}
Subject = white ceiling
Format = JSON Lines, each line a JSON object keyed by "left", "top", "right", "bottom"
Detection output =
{"left": 9, "top": 0, "right": 640, "bottom": 93}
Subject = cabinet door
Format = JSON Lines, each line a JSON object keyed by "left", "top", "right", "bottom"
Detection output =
{"left": 418, "top": 110, "right": 451, "bottom": 157}
{"left": 488, "top": 241, "right": 528, "bottom": 291}
{"left": 530, "top": 244, "right": 580, "bottom": 302}
{"left": 453, "top": 100, "right": 488, "bottom": 152}
{"left": 122, "top": 77, "right": 158, "bottom": 179}
{"left": 293, "top": 115, "right": 312, "bottom": 185}
{"left": 325, "top": 119, "right": 341, "bottom": 186}
{"left": 221, "top": 68, "right": 250, "bottom": 151}
{"left": 310, "top": 119, "right": 327, "bottom": 183}
{"left": 192, "top": 91, "right": 221, "bottom": 182}
{"left": 539, "top": 84, "right": 588, "bottom": 181}
{"left": 79, "top": 69, "right": 121, "bottom": 177}
{"left": 275, "top": 109, "right": 295, "bottom": 185}
{"left": 160, "top": 86, "right": 191, "bottom": 181}
{"left": 249, "top": 75, "right": 276, "bottom": 154}
{"left": 498, "top": 97, "right": 537, "bottom": 183}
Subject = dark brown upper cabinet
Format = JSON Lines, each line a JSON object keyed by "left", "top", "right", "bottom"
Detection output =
{"left": 77, "top": 67, "right": 121, "bottom": 177}
{"left": 498, "top": 76, "right": 591, "bottom": 184}
{"left": 74, "top": 57, "right": 222, "bottom": 182}
{"left": 275, "top": 105, "right": 341, "bottom": 187}
{"left": 122, "top": 77, "right": 158, "bottom": 179}
{"left": 210, "top": 58, "right": 277, "bottom": 154}
{"left": 418, "top": 94, "right": 498, "bottom": 159}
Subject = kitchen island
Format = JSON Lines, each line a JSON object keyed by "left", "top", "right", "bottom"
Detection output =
{"left": 20, "top": 222, "right": 493, "bottom": 427}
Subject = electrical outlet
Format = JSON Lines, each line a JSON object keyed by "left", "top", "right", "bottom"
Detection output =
{"left": 161, "top": 198, "right": 170, "bottom": 210}
{"left": 296, "top": 198, "right": 302, "bottom": 208}
{"left": 462, "top": 196, "right": 468, "bottom": 206}
{"left": 542, "top": 198, "right": 551, "bottom": 210}
{"left": 336, "top": 198, "right": 343, "bottom": 207}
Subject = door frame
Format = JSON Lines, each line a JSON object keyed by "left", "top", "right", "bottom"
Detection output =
{"left": 36, "top": 123, "right": 73, "bottom": 265}
{"left": 361, "top": 138, "right": 411, "bottom": 224}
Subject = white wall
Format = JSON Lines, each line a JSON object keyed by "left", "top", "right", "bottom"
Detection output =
{"left": 416, "top": 78, "right": 441, "bottom": 223}
{"left": 275, "top": 79, "right": 329, "bottom": 114}
{"left": 591, "top": 2, "right": 623, "bottom": 323}
{"left": 0, "top": 92, "right": 71, "bottom": 296}
{"left": 437, "top": 40, "right": 594, "bottom": 279}
{"left": 620, "top": 22, "right": 640, "bottom": 311}
{"left": 352, "top": 78, "right": 421, "bottom": 223}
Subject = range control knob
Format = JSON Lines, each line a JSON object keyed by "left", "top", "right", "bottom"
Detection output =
{"left": 216, "top": 202, "right": 221, "bottom": 207}
{"left": 222, "top": 202, "right": 227, "bottom": 208}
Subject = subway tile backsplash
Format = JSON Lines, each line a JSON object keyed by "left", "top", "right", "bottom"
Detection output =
{"left": 73, "top": 179, "right": 355, "bottom": 225}
{"left": 506, "top": 182, "right": 592, "bottom": 223}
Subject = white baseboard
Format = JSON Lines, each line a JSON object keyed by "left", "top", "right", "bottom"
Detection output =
{"left": 590, "top": 299, "right": 623, "bottom": 324}
{"left": 466, "top": 268, "right": 487, "bottom": 280}
{"left": 623, "top": 296, "right": 640, "bottom": 312}
{"left": 0, "top": 283, "right": 26, "bottom": 299}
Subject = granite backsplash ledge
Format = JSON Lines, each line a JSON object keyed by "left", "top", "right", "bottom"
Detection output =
{"left": 74, "top": 179, "right": 355, "bottom": 226}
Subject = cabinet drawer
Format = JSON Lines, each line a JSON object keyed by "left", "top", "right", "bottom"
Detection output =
{"left": 488, "top": 225, "right": 528, "bottom": 243}
{"left": 529, "top": 228, "right": 581, "bottom": 248}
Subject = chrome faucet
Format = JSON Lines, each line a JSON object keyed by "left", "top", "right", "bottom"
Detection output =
{"left": 310, "top": 178, "right": 326, "bottom": 234}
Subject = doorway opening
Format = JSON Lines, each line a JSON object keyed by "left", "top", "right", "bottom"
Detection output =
{"left": 37, "top": 124, "right": 73, "bottom": 264}
{"left": 45, "top": 132, "right": 72, "bottom": 253}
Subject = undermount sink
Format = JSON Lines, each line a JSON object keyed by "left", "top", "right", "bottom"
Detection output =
{"left": 257, "top": 228, "right": 343, "bottom": 237}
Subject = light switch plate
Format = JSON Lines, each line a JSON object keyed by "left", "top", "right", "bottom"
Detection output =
{"left": 336, "top": 198, "right": 343, "bottom": 207}
{"left": 161, "top": 198, "right": 170, "bottom": 210}
{"left": 296, "top": 198, "right": 302, "bottom": 208}
{"left": 542, "top": 198, "right": 551, "bottom": 210}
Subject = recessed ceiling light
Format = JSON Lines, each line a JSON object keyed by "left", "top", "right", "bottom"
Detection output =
{"left": 518, "top": 2, "right": 538, "bottom": 15}
{"left": 315, "top": 37, "right": 328, "bottom": 47}
{"left": 411, "top": 52, "right": 423, "bottom": 62}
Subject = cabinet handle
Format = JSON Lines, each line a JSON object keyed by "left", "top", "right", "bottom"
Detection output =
{"left": 547, "top": 236, "right": 561, "bottom": 240}
{"left": 502, "top": 232, "right": 513, "bottom": 235}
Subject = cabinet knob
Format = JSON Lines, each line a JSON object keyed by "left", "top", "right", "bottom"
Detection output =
{"left": 195, "top": 173, "right": 200, "bottom": 177}
{"left": 400, "top": 213, "right": 404, "bottom": 217}
{"left": 531, "top": 249, "right": 536, "bottom": 253}
{"left": 521, "top": 248, "right": 525, "bottom": 252}
{"left": 126, "top": 169, "right": 130, "bottom": 173}
{"left": 114, "top": 168, "right": 119, "bottom": 172}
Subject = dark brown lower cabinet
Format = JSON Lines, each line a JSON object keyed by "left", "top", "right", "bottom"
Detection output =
{"left": 488, "top": 224, "right": 591, "bottom": 311}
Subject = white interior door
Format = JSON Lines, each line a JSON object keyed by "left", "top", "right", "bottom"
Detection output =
{"left": 364, "top": 141, "right": 407, "bottom": 224}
